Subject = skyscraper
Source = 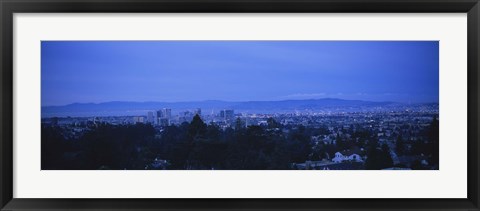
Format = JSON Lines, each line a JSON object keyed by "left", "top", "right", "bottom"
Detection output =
{"left": 157, "top": 108, "right": 172, "bottom": 126}
{"left": 225, "top": 109, "right": 234, "bottom": 122}
{"left": 164, "top": 108, "right": 172, "bottom": 119}
{"left": 147, "top": 111, "right": 154, "bottom": 124}
{"left": 219, "top": 109, "right": 234, "bottom": 122}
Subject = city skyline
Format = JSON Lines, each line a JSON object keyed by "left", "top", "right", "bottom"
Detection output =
{"left": 41, "top": 41, "right": 439, "bottom": 106}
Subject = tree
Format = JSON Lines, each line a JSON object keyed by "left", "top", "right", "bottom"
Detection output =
{"left": 206, "top": 123, "right": 221, "bottom": 141}
{"left": 267, "top": 117, "right": 281, "bottom": 129}
{"left": 310, "top": 142, "right": 327, "bottom": 160}
{"left": 395, "top": 135, "right": 405, "bottom": 155}
{"left": 428, "top": 116, "right": 439, "bottom": 166}
{"left": 365, "top": 142, "right": 393, "bottom": 170}
{"left": 235, "top": 117, "right": 245, "bottom": 131}
{"left": 77, "top": 124, "right": 156, "bottom": 170}
{"left": 380, "top": 144, "right": 394, "bottom": 168}
{"left": 365, "top": 148, "right": 382, "bottom": 170}
{"left": 336, "top": 134, "right": 348, "bottom": 151}
{"left": 288, "top": 126, "right": 311, "bottom": 163}
{"left": 188, "top": 114, "right": 207, "bottom": 139}
{"left": 156, "top": 124, "right": 187, "bottom": 169}
{"left": 41, "top": 126, "right": 68, "bottom": 169}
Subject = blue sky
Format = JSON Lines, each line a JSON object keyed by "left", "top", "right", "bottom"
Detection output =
{"left": 41, "top": 41, "right": 438, "bottom": 106}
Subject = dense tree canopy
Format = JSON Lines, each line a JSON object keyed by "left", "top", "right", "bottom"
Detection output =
{"left": 41, "top": 115, "right": 439, "bottom": 170}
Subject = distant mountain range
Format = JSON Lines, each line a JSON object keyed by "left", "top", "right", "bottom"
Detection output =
{"left": 41, "top": 98, "right": 435, "bottom": 117}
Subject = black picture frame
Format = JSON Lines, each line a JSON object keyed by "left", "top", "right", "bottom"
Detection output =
{"left": 1, "top": 0, "right": 479, "bottom": 210}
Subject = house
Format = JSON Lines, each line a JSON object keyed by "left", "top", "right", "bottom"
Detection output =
{"left": 332, "top": 149, "right": 363, "bottom": 163}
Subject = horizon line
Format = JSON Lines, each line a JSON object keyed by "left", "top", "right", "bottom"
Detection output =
{"left": 42, "top": 97, "right": 440, "bottom": 107}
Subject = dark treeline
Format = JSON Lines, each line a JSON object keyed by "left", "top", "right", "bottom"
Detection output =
{"left": 42, "top": 114, "right": 439, "bottom": 170}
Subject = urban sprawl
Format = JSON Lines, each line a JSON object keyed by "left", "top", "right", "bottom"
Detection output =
{"left": 41, "top": 104, "right": 439, "bottom": 170}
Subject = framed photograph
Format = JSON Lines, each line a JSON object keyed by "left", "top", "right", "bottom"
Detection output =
{"left": 1, "top": 0, "right": 479, "bottom": 210}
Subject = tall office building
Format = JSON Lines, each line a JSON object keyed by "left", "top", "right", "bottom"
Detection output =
{"left": 225, "top": 110, "right": 234, "bottom": 122}
{"left": 157, "top": 108, "right": 172, "bottom": 126}
{"left": 164, "top": 108, "right": 172, "bottom": 119}
{"left": 219, "top": 109, "right": 234, "bottom": 122}
{"left": 220, "top": 110, "right": 225, "bottom": 118}
{"left": 147, "top": 111, "right": 154, "bottom": 124}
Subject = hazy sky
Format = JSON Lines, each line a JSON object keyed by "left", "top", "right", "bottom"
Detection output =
{"left": 41, "top": 41, "right": 438, "bottom": 106}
